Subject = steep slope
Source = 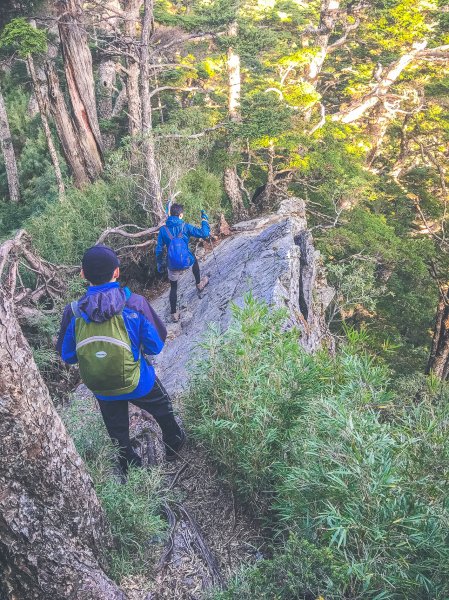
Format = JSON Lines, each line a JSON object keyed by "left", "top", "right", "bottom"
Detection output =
{"left": 151, "top": 198, "right": 334, "bottom": 397}
{"left": 72, "top": 198, "right": 334, "bottom": 599}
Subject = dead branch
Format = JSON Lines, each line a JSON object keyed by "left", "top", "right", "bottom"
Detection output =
{"left": 0, "top": 230, "right": 74, "bottom": 312}
{"left": 148, "top": 86, "right": 200, "bottom": 99}
{"left": 327, "top": 18, "right": 360, "bottom": 52}
{"left": 155, "top": 123, "right": 225, "bottom": 140}
{"left": 96, "top": 223, "right": 163, "bottom": 245}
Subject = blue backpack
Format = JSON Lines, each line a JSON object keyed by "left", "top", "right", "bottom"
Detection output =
{"left": 165, "top": 224, "right": 193, "bottom": 270}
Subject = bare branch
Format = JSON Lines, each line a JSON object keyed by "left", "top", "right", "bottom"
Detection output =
{"left": 155, "top": 123, "right": 225, "bottom": 139}
{"left": 148, "top": 86, "right": 200, "bottom": 99}
{"left": 308, "top": 102, "right": 326, "bottom": 134}
{"left": 95, "top": 223, "right": 163, "bottom": 245}
{"left": 333, "top": 42, "right": 426, "bottom": 123}
{"left": 327, "top": 18, "right": 360, "bottom": 52}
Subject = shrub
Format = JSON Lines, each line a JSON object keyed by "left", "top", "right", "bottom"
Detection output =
{"left": 186, "top": 297, "right": 449, "bottom": 599}
{"left": 62, "top": 396, "right": 167, "bottom": 582}
{"left": 212, "top": 535, "right": 349, "bottom": 600}
{"left": 178, "top": 166, "right": 223, "bottom": 222}
{"left": 26, "top": 173, "right": 144, "bottom": 264}
{"left": 186, "top": 296, "right": 332, "bottom": 508}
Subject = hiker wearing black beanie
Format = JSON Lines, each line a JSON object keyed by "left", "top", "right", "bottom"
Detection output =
{"left": 56, "top": 245, "right": 186, "bottom": 474}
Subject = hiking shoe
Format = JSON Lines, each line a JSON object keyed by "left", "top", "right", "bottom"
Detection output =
{"left": 165, "top": 429, "right": 187, "bottom": 462}
{"left": 196, "top": 276, "right": 209, "bottom": 292}
{"left": 171, "top": 311, "right": 180, "bottom": 323}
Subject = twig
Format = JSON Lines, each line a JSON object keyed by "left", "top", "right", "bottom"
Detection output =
{"left": 167, "top": 463, "right": 188, "bottom": 491}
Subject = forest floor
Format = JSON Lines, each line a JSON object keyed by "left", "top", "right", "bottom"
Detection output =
{"left": 138, "top": 443, "right": 265, "bottom": 600}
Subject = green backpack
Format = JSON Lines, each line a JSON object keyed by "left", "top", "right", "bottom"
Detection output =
{"left": 71, "top": 302, "right": 141, "bottom": 396}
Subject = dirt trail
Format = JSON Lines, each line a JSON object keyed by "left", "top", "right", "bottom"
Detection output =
{"left": 148, "top": 445, "right": 265, "bottom": 599}
{"left": 119, "top": 398, "right": 265, "bottom": 599}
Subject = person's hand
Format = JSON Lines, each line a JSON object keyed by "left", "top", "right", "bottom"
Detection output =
{"left": 201, "top": 209, "right": 209, "bottom": 221}
{"left": 157, "top": 261, "right": 166, "bottom": 274}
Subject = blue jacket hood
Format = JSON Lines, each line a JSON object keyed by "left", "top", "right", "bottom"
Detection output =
{"left": 77, "top": 282, "right": 129, "bottom": 323}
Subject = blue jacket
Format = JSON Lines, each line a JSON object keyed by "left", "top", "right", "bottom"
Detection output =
{"left": 155, "top": 215, "right": 210, "bottom": 266}
{"left": 58, "top": 282, "right": 166, "bottom": 401}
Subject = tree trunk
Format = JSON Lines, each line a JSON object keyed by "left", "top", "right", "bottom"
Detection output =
{"left": 45, "top": 61, "right": 91, "bottom": 187}
{"left": 0, "top": 83, "right": 20, "bottom": 203}
{"left": 224, "top": 21, "right": 246, "bottom": 220}
{"left": 27, "top": 55, "right": 66, "bottom": 200}
{"left": 98, "top": 59, "right": 118, "bottom": 151}
{"left": 0, "top": 235, "right": 125, "bottom": 600}
{"left": 303, "top": 0, "right": 340, "bottom": 85}
{"left": 366, "top": 102, "right": 390, "bottom": 168}
{"left": 140, "top": 0, "right": 164, "bottom": 222}
{"left": 112, "top": 84, "right": 127, "bottom": 118}
{"left": 56, "top": 0, "right": 103, "bottom": 180}
{"left": 122, "top": 0, "right": 143, "bottom": 138}
{"left": 426, "top": 289, "right": 449, "bottom": 379}
{"left": 333, "top": 42, "right": 427, "bottom": 124}
{"left": 95, "top": 1, "right": 123, "bottom": 151}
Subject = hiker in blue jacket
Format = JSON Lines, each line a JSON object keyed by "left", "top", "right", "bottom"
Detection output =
{"left": 57, "top": 245, "right": 185, "bottom": 474}
{"left": 155, "top": 203, "right": 210, "bottom": 322}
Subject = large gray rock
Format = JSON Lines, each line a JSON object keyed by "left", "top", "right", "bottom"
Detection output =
{"left": 152, "top": 198, "right": 334, "bottom": 397}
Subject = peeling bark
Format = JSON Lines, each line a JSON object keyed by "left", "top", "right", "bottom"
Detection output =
{"left": 56, "top": 0, "right": 103, "bottom": 179}
{"left": 0, "top": 83, "right": 20, "bottom": 203}
{"left": 45, "top": 61, "right": 90, "bottom": 187}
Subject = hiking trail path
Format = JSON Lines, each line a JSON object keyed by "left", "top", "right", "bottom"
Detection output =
{"left": 76, "top": 198, "right": 334, "bottom": 599}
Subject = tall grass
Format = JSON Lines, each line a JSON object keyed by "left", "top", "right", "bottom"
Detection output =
{"left": 186, "top": 296, "right": 449, "bottom": 599}
{"left": 62, "top": 396, "right": 167, "bottom": 582}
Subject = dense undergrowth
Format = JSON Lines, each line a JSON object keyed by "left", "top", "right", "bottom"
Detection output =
{"left": 61, "top": 396, "right": 168, "bottom": 583}
{"left": 185, "top": 296, "right": 449, "bottom": 600}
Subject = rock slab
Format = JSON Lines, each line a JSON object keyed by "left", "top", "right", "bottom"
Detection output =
{"left": 151, "top": 198, "right": 334, "bottom": 397}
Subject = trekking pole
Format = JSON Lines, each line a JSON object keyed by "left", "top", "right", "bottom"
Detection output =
{"left": 208, "top": 237, "right": 222, "bottom": 276}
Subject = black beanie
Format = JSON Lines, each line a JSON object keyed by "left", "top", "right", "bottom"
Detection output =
{"left": 82, "top": 245, "right": 120, "bottom": 285}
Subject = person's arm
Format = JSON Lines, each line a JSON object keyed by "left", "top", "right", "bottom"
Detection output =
{"left": 61, "top": 318, "right": 78, "bottom": 364}
{"left": 127, "top": 294, "right": 167, "bottom": 342}
{"left": 140, "top": 314, "right": 165, "bottom": 356}
{"left": 155, "top": 229, "right": 167, "bottom": 272}
{"left": 185, "top": 212, "right": 210, "bottom": 239}
{"left": 56, "top": 304, "right": 73, "bottom": 356}
{"left": 155, "top": 229, "right": 165, "bottom": 259}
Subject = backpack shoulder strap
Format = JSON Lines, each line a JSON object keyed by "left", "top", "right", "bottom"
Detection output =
{"left": 164, "top": 226, "right": 174, "bottom": 240}
{"left": 71, "top": 300, "right": 82, "bottom": 319}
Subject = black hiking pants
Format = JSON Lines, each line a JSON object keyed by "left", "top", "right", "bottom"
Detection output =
{"left": 97, "top": 377, "right": 182, "bottom": 472}
{"left": 169, "top": 258, "right": 201, "bottom": 314}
